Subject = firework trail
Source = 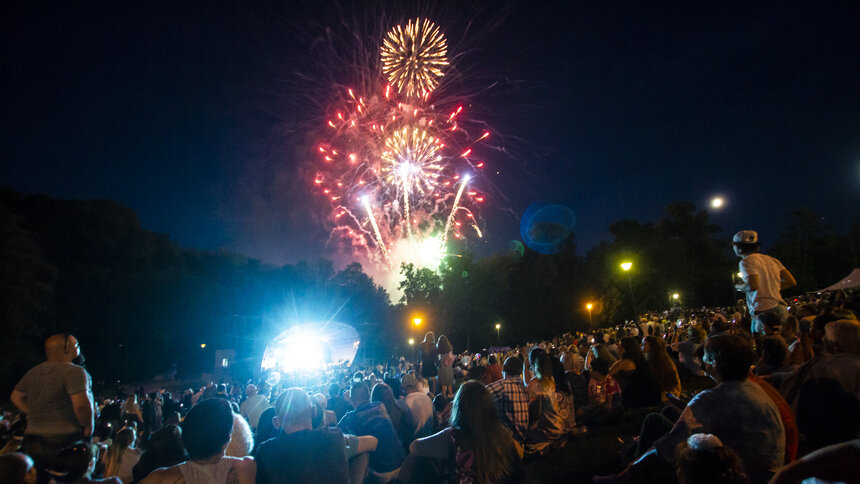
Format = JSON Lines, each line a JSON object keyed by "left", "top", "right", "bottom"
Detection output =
{"left": 313, "top": 18, "right": 488, "bottom": 272}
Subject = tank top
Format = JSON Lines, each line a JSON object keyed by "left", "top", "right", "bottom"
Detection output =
{"left": 178, "top": 459, "right": 234, "bottom": 484}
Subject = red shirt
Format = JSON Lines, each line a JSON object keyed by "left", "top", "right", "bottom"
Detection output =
{"left": 485, "top": 363, "right": 503, "bottom": 384}
{"left": 749, "top": 372, "right": 798, "bottom": 462}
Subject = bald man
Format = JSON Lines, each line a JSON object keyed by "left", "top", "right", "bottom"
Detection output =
{"left": 10, "top": 334, "right": 94, "bottom": 481}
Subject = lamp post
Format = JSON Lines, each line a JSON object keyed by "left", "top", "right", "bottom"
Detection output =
{"left": 585, "top": 303, "right": 593, "bottom": 326}
{"left": 495, "top": 323, "right": 501, "bottom": 344}
{"left": 411, "top": 317, "right": 422, "bottom": 365}
{"left": 620, "top": 261, "right": 637, "bottom": 321}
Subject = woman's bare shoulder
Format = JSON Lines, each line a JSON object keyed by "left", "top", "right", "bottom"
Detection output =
{"left": 139, "top": 465, "right": 184, "bottom": 484}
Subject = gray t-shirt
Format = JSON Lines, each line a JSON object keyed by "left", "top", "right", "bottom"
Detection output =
{"left": 15, "top": 361, "right": 91, "bottom": 436}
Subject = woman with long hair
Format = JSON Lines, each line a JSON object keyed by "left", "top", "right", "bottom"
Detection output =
{"left": 371, "top": 382, "right": 414, "bottom": 449}
{"left": 131, "top": 424, "right": 187, "bottom": 482}
{"left": 608, "top": 337, "right": 662, "bottom": 408}
{"left": 103, "top": 427, "right": 141, "bottom": 482}
{"left": 405, "top": 381, "right": 523, "bottom": 484}
{"left": 419, "top": 332, "right": 438, "bottom": 395}
{"left": 551, "top": 357, "right": 576, "bottom": 431}
{"left": 524, "top": 352, "right": 564, "bottom": 453}
{"left": 642, "top": 336, "right": 682, "bottom": 400}
{"left": 436, "top": 335, "right": 455, "bottom": 399}
{"left": 585, "top": 343, "right": 617, "bottom": 371}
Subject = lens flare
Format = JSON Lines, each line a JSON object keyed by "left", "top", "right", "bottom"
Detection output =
{"left": 381, "top": 18, "right": 449, "bottom": 99}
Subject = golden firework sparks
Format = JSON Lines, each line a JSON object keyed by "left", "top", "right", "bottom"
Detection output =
{"left": 381, "top": 18, "right": 448, "bottom": 98}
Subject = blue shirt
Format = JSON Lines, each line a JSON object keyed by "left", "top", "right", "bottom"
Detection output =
{"left": 655, "top": 379, "right": 784, "bottom": 484}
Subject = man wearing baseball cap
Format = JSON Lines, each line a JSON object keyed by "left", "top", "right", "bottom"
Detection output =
{"left": 732, "top": 230, "right": 797, "bottom": 334}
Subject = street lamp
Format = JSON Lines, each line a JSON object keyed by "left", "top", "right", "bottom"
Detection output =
{"left": 585, "top": 303, "right": 593, "bottom": 325}
{"left": 620, "top": 261, "right": 637, "bottom": 321}
{"left": 410, "top": 317, "right": 422, "bottom": 362}
{"left": 495, "top": 323, "right": 501, "bottom": 344}
{"left": 200, "top": 343, "right": 206, "bottom": 349}
{"left": 672, "top": 293, "right": 680, "bottom": 300}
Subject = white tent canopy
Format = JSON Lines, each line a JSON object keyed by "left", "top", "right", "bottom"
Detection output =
{"left": 818, "top": 269, "right": 860, "bottom": 292}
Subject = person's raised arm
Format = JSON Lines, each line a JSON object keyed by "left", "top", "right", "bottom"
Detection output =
{"left": 10, "top": 390, "right": 27, "bottom": 414}
{"left": 779, "top": 269, "right": 797, "bottom": 291}
{"left": 70, "top": 391, "right": 94, "bottom": 437}
{"left": 608, "top": 359, "right": 634, "bottom": 378}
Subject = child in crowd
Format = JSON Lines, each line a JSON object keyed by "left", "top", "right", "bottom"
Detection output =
{"left": 577, "top": 358, "right": 621, "bottom": 426}
{"left": 676, "top": 433, "right": 747, "bottom": 484}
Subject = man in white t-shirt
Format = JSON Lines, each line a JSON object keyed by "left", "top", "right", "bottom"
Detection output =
{"left": 732, "top": 230, "right": 797, "bottom": 334}
{"left": 400, "top": 374, "right": 433, "bottom": 438}
{"left": 240, "top": 384, "right": 269, "bottom": 431}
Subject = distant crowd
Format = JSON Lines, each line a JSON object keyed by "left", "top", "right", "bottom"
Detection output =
{"left": 2, "top": 230, "right": 859, "bottom": 483}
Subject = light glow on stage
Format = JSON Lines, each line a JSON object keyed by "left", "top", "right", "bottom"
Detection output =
{"left": 261, "top": 321, "right": 360, "bottom": 373}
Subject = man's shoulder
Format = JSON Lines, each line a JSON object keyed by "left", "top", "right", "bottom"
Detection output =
{"left": 263, "top": 428, "right": 344, "bottom": 454}
{"left": 492, "top": 378, "right": 525, "bottom": 392}
{"left": 241, "top": 394, "right": 266, "bottom": 406}
{"left": 406, "top": 393, "right": 430, "bottom": 405}
{"left": 19, "top": 361, "right": 84, "bottom": 383}
{"left": 814, "top": 353, "right": 860, "bottom": 375}
{"left": 744, "top": 253, "right": 783, "bottom": 267}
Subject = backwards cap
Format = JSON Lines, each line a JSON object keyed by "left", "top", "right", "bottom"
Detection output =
{"left": 732, "top": 230, "right": 759, "bottom": 245}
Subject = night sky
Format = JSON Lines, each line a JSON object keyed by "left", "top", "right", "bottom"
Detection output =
{"left": 3, "top": 1, "right": 859, "bottom": 266}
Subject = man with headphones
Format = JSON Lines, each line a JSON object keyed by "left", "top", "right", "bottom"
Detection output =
{"left": 10, "top": 334, "right": 94, "bottom": 483}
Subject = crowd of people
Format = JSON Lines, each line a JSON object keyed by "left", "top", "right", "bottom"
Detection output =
{"left": 2, "top": 230, "right": 859, "bottom": 483}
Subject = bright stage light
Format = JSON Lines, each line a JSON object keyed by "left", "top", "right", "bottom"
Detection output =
{"left": 261, "top": 322, "right": 360, "bottom": 373}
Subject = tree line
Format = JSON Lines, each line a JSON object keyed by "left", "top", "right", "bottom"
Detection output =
{"left": 1, "top": 188, "right": 856, "bottom": 394}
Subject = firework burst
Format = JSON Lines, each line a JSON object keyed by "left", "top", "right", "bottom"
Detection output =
{"left": 381, "top": 18, "right": 449, "bottom": 99}
{"left": 314, "top": 18, "right": 487, "bottom": 272}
